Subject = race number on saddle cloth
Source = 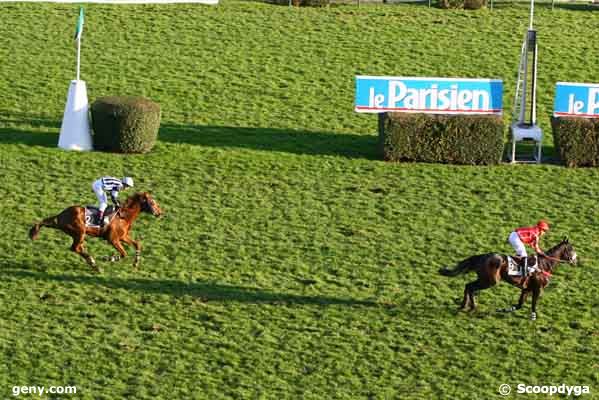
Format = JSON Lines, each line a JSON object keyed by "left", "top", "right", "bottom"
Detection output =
{"left": 84, "top": 205, "right": 118, "bottom": 228}
{"left": 89, "top": 176, "right": 134, "bottom": 227}
{"left": 507, "top": 255, "right": 539, "bottom": 276}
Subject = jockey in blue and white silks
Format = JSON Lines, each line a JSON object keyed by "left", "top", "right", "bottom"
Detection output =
{"left": 91, "top": 176, "right": 134, "bottom": 226}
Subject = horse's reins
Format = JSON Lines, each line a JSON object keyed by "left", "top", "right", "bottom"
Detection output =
{"left": 540, "top": 254, "right": 573, "bottom": 264}
{"left": 536, "top": 252, "right": 575, "bottom": 278}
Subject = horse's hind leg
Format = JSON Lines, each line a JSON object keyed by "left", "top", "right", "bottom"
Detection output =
{"left": 463, "top": 279, "right": 495, "bottom": 312}
{"left": 465, "top": 281, "right": 479, "bottom": 311}
{"left": 460, "top": 284, "right": 471, "bottom": 311}
{"left": 70, "top": 234, "right": 99, "bottom": 273}
{"left": 461, "top": 281, "right": 479, "bottom": 311}
{"left": 121, "top": 234, "right": 141, "bottom": 269}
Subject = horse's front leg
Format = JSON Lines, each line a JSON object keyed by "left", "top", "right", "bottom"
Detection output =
{"left": 498, "top": 290, "right": 529, "bottom": 313}
{"left": 530, "top": 287, "right": 542, "bottom": 321}
{"left": 104, "top": 239, "right": 128, "bottom": 264}
{"left": 122, "top": 235, "right": 142, "bottom": 269}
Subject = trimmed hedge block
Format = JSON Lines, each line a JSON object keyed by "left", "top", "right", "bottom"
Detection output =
{"left": 268, "top": 0, "right": 330, "bottom": 5}
{"left": 552, "top": 116, "right": 599, "bottom": 167}
{"left": 266, "top": 0, "right": 384, "bottom": 3}
{"left": 91, "top": 96, "right": 161, "bottom": 154}
{"left": 439, "top": 0, "right": 486, "bottom": 9}
{"left": 379, "top": 113, "right": 504, "bottom": 165}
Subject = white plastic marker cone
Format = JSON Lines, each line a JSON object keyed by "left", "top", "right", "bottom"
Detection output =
{"left": 58, "top": 79, "right": 92, "bottom": 151}
{"left": 58, "top": 7, "right": 92, "bottom": 151}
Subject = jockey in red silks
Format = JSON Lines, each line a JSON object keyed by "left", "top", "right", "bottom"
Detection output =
{"left": 507, "top": 220, "right": 549, "bottom": 279}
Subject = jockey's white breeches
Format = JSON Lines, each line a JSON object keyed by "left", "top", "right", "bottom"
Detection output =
{"left": 92, "top": 179, "right": 108, "bottom": 212}
{"left": 508, "top": 231, "right": 527, "bottom": 257}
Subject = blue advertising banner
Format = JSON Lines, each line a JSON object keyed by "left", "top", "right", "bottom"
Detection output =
{"left": 355, "top": 76, "right": 503, "bottom": 115}
{"left": 554, "top": 82, "right": 599, "bottom": 118}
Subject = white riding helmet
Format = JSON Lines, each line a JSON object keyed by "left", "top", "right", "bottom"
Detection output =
{"left": 122, "top": 177, "right": 134, "bottom": 188}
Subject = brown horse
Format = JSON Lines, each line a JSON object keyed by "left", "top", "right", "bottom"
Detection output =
{"left": 439, "top": 238, "right": 577, "bottom": 320}
{"left": 29, "top": 192, "right": 162, "bottom": 272}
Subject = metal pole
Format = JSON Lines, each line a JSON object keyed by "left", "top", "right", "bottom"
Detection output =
{"left": 518, "top": 32, "right": 529, "bottom": 124}
{"left": 530, "top": 38, "right": 538, "bottom": 125}
{"left": 529, "top": 0, "right": 534, "bottom": 30}
{"left": 76, "top": 36, "right": 81, "bottom": 81}
{"left": 527, "top": 0, "right": 537, "bottom": 125}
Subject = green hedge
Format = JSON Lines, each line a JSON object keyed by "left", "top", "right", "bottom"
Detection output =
{"left": 439, "top": 0, "right": 485, "bottom": 9}
{"left": 268, "top": 0, "right": 330, "bottom": 5}
{"left": 91, "top": 96, "right": 161, "bottom": 154}
{"left": 379, "top": 113, "right": 504, "bottom": 165}
{"left": 552, "top": 116, "right": 599, "bottom": 167}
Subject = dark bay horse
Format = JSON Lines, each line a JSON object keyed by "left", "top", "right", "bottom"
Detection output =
{"left": 29, "top": 192, "right": 162, "bottom": 272}
{"left": 439, "top": 238, "right": 577, "bottom": 320}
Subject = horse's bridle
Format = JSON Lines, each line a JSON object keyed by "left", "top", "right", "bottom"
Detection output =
{"left": 542, "top": 249, "right": 576, "bottom": 265}
{"left": 142, "top": 197, "right": 160, "bottom": 216}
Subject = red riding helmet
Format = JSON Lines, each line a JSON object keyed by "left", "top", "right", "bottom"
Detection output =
{"left": 537, "top": 220, "right": 549, "bottom": 231}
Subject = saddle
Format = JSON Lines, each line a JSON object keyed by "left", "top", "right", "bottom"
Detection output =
{"left": 84, "top": 206, "right": 118, "bottom": 228}
{"left": 507, "top": 255, "right": 538, "bottom": 276}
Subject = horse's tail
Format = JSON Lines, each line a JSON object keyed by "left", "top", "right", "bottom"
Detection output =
{"left": 439, "top": 256, "right": 480, "bottom": 277}
{"left": 29, "top": 216, "right": 59, "bottom": 240}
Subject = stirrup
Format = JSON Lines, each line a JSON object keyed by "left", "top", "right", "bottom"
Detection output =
{"left": 522, "top": 257, "right": 528, "bottom": 276}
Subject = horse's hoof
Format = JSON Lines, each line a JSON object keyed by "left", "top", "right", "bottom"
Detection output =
{"left": 530, "top": 312, "right": 537, "bottom": 321}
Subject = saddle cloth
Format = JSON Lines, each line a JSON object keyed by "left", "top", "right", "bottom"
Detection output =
{"left": 84, "top": 206, "right": 117, "bottom": 228}
{"left": 507, "top": 255, "right": 538, "bottom": 276}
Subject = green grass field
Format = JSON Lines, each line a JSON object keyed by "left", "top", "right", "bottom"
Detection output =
{"left": 1, "top": 1, "right": 598, "bottom": 399}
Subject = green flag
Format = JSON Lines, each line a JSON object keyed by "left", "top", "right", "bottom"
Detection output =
{"left": 74, "top": 7, "right": 84, "bottom": 42}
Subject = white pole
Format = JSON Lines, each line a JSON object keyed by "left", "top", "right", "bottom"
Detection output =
{"left": 531, "top": 41, "right": 538, "bottom": 125}
{"left": 529, "top": 0, "right": 534, "bottom": 29}
{"left": 76, "top": 36, "right": 81, "bottom": 81}
{"left": 519, "top": 36, "right": 529, "bottom": 124}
